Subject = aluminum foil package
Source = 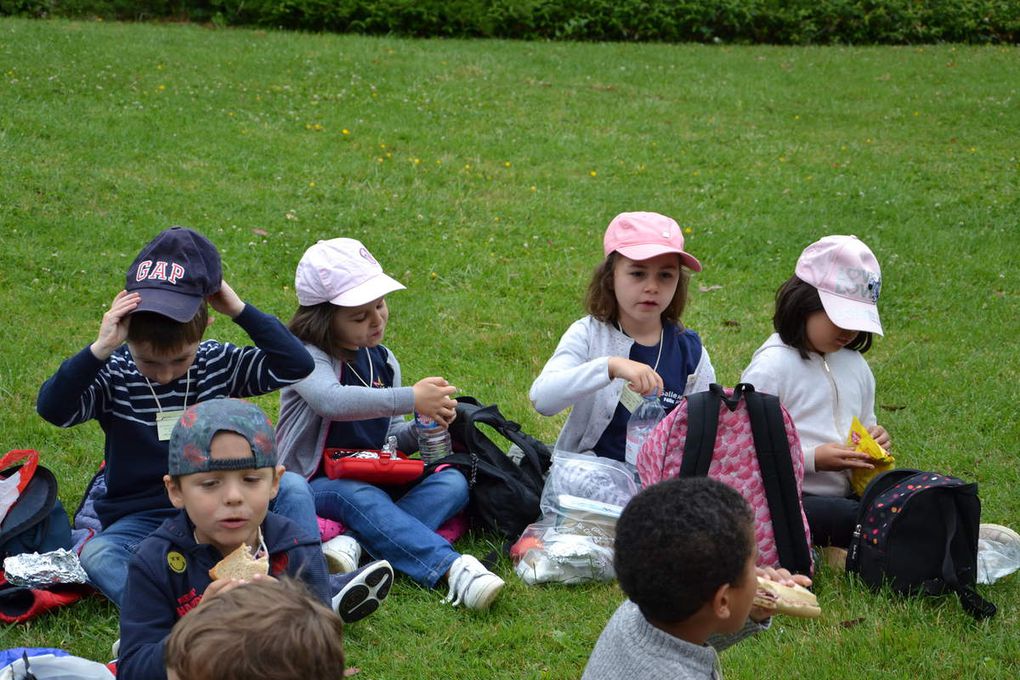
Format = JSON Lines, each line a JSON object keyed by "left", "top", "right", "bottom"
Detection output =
{"left": 3, "top": 548, "right": 89, "bottom": 587}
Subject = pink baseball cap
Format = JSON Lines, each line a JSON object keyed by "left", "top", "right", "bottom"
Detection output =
{"left": 295, "top": 238, "right": 405, "bottom": 307}
{"left": 795, "top": 235, "right": 883, "bottom": 335}
{"left": 603, "top": 212, "right": 702, "bottom": 272}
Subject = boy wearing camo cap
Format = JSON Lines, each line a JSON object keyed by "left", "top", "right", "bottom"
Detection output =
{"left": 118, "top": 399, "right": 392, "bottom": 680}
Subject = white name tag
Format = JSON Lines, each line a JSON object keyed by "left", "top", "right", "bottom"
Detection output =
{"left": 156, "top": 410, "right": 185, "bottom": 441}
{"left": 619, "top": 386, "right": 643, "bottom": 414}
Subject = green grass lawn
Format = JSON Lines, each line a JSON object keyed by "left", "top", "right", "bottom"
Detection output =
{"left": 1, "top": 17, "right": 1018, "bottom": 679}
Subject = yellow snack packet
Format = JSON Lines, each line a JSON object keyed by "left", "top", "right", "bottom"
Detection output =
{"left": 848, "top": 416, "right": 895, "bottom": 496}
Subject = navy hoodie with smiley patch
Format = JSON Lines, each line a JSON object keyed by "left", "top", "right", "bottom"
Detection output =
{"left": 118, "top": 510, "right": 328, "bottom": 680}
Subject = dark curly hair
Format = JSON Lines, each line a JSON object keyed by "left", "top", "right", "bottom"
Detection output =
{"left": 614, "top": 477, "right": 754, "bottom": 624}
{"left": 773, "top": 275, "right": 873, "bottom": 359}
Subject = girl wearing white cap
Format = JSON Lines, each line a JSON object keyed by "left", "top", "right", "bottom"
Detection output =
{"left": 530, "top": 212, "right": 715, "bottom": 461}
{"left": 275, "top": 238, "right": 505, "bottom": 611}
{"left": 741, "top": 235, "right": 890, "bottom": 551}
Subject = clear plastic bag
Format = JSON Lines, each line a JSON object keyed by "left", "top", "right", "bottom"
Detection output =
{"left": 0, "top": 653, "right": 115, "bottom": 680}
{"left": 511, "top": 451, "right": 639, "bottom": 585}
{"left": 512, "top": 520, "right": 615, "bottom": 585}
{"left": 976, "top": 524, "right": 1020, "bottom": 585}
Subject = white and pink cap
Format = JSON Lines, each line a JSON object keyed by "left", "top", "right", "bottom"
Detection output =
{"left": 295, "top": 238, "right": 405, "bottom": 308}
{"left": 795, "top": 235, "right": 883, "bottom": 336}
{"left": 603, "top": 212, "right": 702, "bottom": 272}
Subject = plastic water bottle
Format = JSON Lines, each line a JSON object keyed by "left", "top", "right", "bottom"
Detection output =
{"left": 625, "top": 394, "right": 665, "bottom": 467}
{"left": 415, "top": 412, "right": 452, "bottom": 464}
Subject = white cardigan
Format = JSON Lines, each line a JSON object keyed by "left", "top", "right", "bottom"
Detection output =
{"left": 740, "top": 333, "right": 878, "bottom": 497}
{"left": 530, "top": 316, "right": 715, "bottom": 455}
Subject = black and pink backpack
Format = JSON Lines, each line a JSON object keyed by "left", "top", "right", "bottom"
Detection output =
{"left": 637, "top": 383, "right": 813, "bottom": 576}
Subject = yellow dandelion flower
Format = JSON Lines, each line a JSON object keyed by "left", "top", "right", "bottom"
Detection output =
{"left": 684, "top": 227, "right": 693, "bottom": 235}
{"left": 589, "top": 170, "right": 597, "bottom": 177}
{"left": 157, "top": 84, "right": 166, "bottom": 91}
{"left": 309, "top": 181, "right": 316, "bottom": 187}
{"left": 530, "top": 186, "right": 537, "bottom": 192}
{"left": 504, "top": 161, "right": 511, "bottom": 168}
{"left": 341, "top": 129, "right": 350, "bottom": 135}
{"left": 413, "top": 158, "right": 421, "bottom": 165}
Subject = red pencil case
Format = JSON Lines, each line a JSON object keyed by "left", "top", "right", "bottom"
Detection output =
{"left": 322, "top": 448, "right": 424, "bottom": 485}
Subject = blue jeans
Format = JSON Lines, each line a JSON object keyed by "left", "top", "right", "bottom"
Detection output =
{"left": 80, "top": 471, "right": 319, "bottom": 607}
{"left": 310, "top": 469, "right": 469, "bottom": 588}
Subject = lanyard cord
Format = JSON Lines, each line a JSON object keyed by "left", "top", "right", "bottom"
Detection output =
{"left": 344, "top": 348, "right": 375, "bottom": 388}
{"left": 145, "top": 366, "right": 191, "bottom": 414}
{"left": 615, "top": 323, "right": 665, "bottom": 373}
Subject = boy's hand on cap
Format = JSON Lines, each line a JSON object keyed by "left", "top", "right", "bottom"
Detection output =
{"left": 206, "top": 279, "right": 245, "bottom": 319}
{"left": 90, "top": 290, "right": 140, "bottom": 360}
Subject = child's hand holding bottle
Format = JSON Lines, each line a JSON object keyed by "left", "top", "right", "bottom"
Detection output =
{"left": 608, "top": 357, "right": 663, "bottom": 397}
{"left": 412, "top": 376, "right": 458, "bottom": 428}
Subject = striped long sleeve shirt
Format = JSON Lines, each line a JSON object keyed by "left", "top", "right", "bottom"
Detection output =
{"left": 36, "top": 304, "right": 313, "bottom": 527}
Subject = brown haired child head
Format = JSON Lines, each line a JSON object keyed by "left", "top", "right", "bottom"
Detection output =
{"left": 165, "top": 577, "right": 344, "bottom": 680}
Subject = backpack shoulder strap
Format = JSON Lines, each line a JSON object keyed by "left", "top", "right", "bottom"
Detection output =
{"left": 680, "top": 387, "right": 720, "bottom": 477}
{"left": 744, "top": 387, "right": 813, "bottom": 575}
{"left": 929, "top": 496, "right": 997, "bottom": 620}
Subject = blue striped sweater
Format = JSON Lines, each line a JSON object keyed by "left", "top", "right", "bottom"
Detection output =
{"left": 36, "top": 304, "right": 313, "bottom": 527}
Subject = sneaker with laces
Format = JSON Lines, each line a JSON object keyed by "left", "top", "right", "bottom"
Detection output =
{"left": 444, "top": 554, "right": 504, "bottom": 610}
{"left": 331, "top": 560, "right": 394, "bottom": 624}
{"left": 322, "top": 534, "right": 362, "bottom": 574}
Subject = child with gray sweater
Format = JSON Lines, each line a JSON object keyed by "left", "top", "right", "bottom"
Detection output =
{"left": 582, "top": 478, "right": 811, "bottom": 680}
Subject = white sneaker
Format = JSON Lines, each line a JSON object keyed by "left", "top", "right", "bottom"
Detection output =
{"left": 322, "top": 535, "right": 361, "bottom": 574}
{"left": 111, "top": 638, "right": 120, "bottom": 659}
{"left": 444, "top": 554, "right": 504, "bottom": 610}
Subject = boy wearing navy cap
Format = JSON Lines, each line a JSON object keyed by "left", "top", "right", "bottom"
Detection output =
{"left": 118, "top": 399, "right": 392, "bottom": 680}
{"left": 37, "top": 226, "right": 319, "bottom": 606}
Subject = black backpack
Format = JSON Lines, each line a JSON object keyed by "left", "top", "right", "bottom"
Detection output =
{"left": 427, "top": 397, "right": 552, "bottom": 542}
{"left": 846, "top": 468, "right": 996, "bottom": 620}
{"left": 0, "top": 451, "right": 72, "bottom": 560}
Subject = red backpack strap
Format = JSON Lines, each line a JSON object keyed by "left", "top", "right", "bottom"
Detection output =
{"left": 1, "top": 450, "right": 40, "bottom": 493}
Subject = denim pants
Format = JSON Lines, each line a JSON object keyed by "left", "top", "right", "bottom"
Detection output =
{"left": 310, "top": 468, "right": 468, "bottom": 588}
{"left": 80, "top": 471, "right": 319, "bottom": 606}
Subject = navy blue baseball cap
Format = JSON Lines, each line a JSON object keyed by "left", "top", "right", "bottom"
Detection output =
{"left": 126, "top": 226, "right": 222, "bottom": 323}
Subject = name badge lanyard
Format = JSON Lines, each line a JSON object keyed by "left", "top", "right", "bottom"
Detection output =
{"left": 147, "top": 368, "right": 191, "bottom": 441}
{"left": 616, "top": 325, "right": 664, "bottom": 412}
{"left": 343, "top": 348, "right": 375, "bottom": 388}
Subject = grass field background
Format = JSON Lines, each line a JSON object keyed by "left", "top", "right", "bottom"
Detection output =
{"left": 0, "top": 17, "right": 1018, "bottom": 678}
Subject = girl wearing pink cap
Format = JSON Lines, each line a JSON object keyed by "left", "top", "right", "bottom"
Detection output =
{"left": 530, "top": 212, "right": 715, "bottom": 461}
{"left": 741, "top": 235, "right": 890, "bottom": 552}
{"left": 275, "top": 238, "right": 505, "bottom": 611}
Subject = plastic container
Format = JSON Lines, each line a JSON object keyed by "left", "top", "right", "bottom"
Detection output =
{"left": 554, "top": 493, "right": 624, "bottom": 540}
{"left": 625, "top": 394, "right": 665, "bottom": 466}
{"left": 415, "top": 412, "right": 452, "bottom": 464}
{"left": 322, "top": 447, "right": 423, "bottom": 485}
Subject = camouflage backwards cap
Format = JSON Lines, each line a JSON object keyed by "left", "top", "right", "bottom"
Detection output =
{"left": 168, "top": 398, "right": 278, "bottom": 476}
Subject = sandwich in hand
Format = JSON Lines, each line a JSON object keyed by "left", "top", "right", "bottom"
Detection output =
{"left": 754, "top": 576, "right": 821, "bottom": 618}
{"left": 208, "top": 545, "right": 269, "bottom": 581}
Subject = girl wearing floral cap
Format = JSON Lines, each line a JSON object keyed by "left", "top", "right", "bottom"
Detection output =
{"left": 741, "top": 235, "right": 890, "bottom": 551}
